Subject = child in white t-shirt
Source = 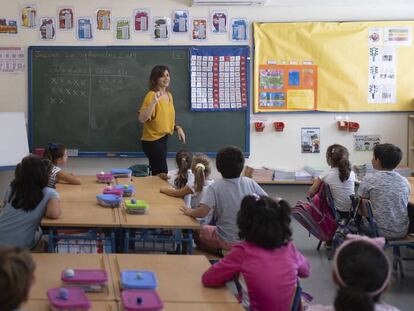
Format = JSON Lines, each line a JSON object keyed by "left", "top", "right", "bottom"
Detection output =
{"left": 308, "top": 144, "right": 355, "bottom": 219}
{"left": 159, "top": 149, "right": 193, "bottom": 189}
{"left": 160, "top": 153, "right": 214, "bottom": 224}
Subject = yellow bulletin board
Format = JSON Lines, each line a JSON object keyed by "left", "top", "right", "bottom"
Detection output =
{"left": 253, "top": 21, "right": 414, "bottom": 112}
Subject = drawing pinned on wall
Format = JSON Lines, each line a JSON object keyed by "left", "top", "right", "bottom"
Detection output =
{"left": 301, "top": 127, "right": 320, "bottom": 154}
{"left": 172, "top": 10, "right": 188, "bottom": 34}
{"left": 133, "top": 9, "right": 150, "bottom": 33}
{"left": 115, "top": 18, "right": 131, "bottom": 40}
{"left": 39, "top": 17, "right": 56, "bottom": 41}
{"left": 96, "top": 9, "right": 111, "bottom": 31}
{"left": 152, "top": 17, "right": 169, "bottom": 40}
{"left": 77, "top": 17, "right": 93, "bottom": 40}
{"left": 0, "top": 18, "right": 18, "bottom": 35}
{"left": 210, "top": 10, "right": 227, "bottom": 34}
{"left": 191, "top": 18, "right": 207, "bottom": 41}
{"left": 354, "top": 134, "right": 381, "bottom": 151}
{"left": 21, "top": 5, "right": 37, "bottom": 28}
{"left": 230, "top": 18, "right": 248, "bottom": 41}
{"left": 58, "top": 7, "right": 74, "bottom": 31}
{"left": 368, "top": 27, "right": 383, "bottom": 46}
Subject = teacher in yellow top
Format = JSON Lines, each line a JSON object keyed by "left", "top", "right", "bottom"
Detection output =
{"left": 138, "top": 65, "right": 186, "bottom": 175}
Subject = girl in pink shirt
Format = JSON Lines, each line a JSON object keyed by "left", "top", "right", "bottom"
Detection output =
{"left": 202, "top": 195, "right": 310, "bottom": 311}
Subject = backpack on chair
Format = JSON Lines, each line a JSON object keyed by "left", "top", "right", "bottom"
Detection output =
{"left": 292, "top": 182, "right": 339, "bottom": 243}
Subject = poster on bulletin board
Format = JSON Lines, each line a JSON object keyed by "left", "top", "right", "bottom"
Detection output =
{"left": 253, "top": 21, "right": 414, "bottom": 112}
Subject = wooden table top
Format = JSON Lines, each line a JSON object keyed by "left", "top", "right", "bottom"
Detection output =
{"left": 108, "top": 254, "right": 237, "bottom": 304}
{"left": 25, "top": 300, "right": 118, "bottom": 311}
{"left": 30, "top": 254, "right": 116, "bottom": 301}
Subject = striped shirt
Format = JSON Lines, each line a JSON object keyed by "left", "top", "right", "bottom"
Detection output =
{"left": 48, "top": 164, "right": 61, "bottom": 188}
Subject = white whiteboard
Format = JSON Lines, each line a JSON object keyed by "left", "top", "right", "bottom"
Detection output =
{"left": 0, "top": 112, "right": 29, "bottom": 168}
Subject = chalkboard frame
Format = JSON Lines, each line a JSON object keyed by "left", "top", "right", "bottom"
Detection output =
{"left": 28, "top": 45, "right": 250, "bottom": 158}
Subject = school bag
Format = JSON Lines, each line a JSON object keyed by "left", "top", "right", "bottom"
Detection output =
{"left": 331, "top": 195, "right": 379, "bottom": 256}
{"left": 292, "top": 182, "right": 339, "bottom": 243}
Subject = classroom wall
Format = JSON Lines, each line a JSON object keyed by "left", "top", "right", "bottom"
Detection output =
{"left": 1, "top": 0, "right": 413, "bottom": 191}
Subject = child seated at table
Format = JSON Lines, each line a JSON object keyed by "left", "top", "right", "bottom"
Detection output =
{"left": 357, "top": 143, "right": 410, "bottom": 240}
{"left": 44, "top": 142, "right": 81, "bottom": 188}
{"left": 307, "top": 235, "right": 399, "bottom": 311}
{"left": 180, "top": 146, "right": 267, "bottom": 255}
{"left": 159, "top": 149, "right": 193, "bottom": 188}
{"left": 0, "top": 247, "right": 36, "bottom": 311}
{"left": 0, "top": 155, "right": 61, "bottom": 250}
{"left": 202, "top": 195, "right": 310, "bottom": 311}
{"left": 161, "top": 153, "right": 214, "bottom": 224}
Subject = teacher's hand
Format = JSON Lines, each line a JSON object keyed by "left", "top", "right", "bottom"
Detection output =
{"left": 176, "top": 126, "right": 186, "bottom": 144}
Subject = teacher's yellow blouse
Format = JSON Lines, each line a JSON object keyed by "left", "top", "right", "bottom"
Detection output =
{"left": 139, "top": 91, "right": 175, "bottom": 141}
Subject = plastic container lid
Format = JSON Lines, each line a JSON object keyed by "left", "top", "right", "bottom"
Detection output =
{"left": 103, "top": 186, "right": 124, "bottom": 196}
{"left": 120, "top": 270, "right": 158, "bottom": 289}
{"left": 122, "top": 289, "right": 163, "bottom": 311}
{"left": 61, "top": 269, "right": 108, "bottom": 284}
{"left": 47, "top": 287, "right": 91, "bottom": 309}
{"left": 96, "top": 194, "right": 122, "bottom": 207}
{"left": 111, "top": 169, "right": 132, "bottom": 175}
{"left": 115, "top": 184, "right": 134, "bottom": 194}
{"left": 125, "top": 199, "right": 149, "bottom": 210}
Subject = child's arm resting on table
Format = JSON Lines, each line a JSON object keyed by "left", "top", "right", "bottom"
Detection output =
{"left": 56, "top": 170, "right": 82, "bottom": 185}
{"left": 160, "top": 185, "right": 192, "bottom": 197}
{"left": 307, "top": 177, "right": 321, "bottom": 197}
{"left": 45, "top": 197, "right": 61, "bottom": 219}
{"left": 202, "top": 244, "right": 244, "bottom": 287}
{"left": 180, "top": 203, "right": 210, "bottom": 218}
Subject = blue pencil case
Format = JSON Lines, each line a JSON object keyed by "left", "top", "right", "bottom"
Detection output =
{"left": 96, "top": 194, "right": 122, "bottom": 208}
{"left": 120, "top": 270, "right": 158, "bottom": 289}
{"left": 110, "top": 169, "right": 132, "bottom": 178}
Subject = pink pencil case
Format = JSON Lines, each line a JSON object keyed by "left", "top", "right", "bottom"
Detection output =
{"left": 122, "top": 289, "right": 163, "bottom": 311}
{"left": 103, "top": 186, "right": 124, "bottom": 196}
{"left": 96, "top": 172, "right": 114, "bottom": 183}
{"left": 61, "top": 269, "right": 108, "bottom": 292}
{"left": 47, "top": 287, "right": 91, "bottom": 311}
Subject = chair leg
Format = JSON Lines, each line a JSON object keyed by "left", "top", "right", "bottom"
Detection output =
{"left": 392, "top": 246, "right": 404, "bottom": 278}
{"left": 316, "top": 240, "right": 322, "bottom": 251}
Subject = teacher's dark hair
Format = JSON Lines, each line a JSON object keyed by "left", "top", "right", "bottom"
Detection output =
{"left": 149, "top": 65, "right": 170, "bottom": 92}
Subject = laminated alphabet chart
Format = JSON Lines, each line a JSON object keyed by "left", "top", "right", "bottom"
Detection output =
{"left": 189, "top": 46, "right": 249, "bottom": 111}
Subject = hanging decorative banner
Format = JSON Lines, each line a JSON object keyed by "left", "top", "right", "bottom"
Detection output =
{"left": 152, "top": 16, "right": 169, "bottom": 40}
{"left": 0, "top": 18, "right": 18, "bottom": 35}
{"left": 77, "top": 17, "right": 93, "bottom": 40}
{"left": 172, "top": 10, "right": 188, "bottom": 34}
{"left": 230, "top": 18, "right": 248, "bottom": 42}
{"left": 189, "top": 46, "right": 249, "bottom": 111}
{"left": 39, "top": 17, "right": 56, "bottom": 41}
{"left": 21, "top": 5, "right": 37, "bottom": 28}
{"left": 115, "top": 18, "right": 131, "bottom": 40}
{"left": 191, "top": 18, "right": 207, "bottom": 41}
{"left": 96, "top": 9, "right": 111, "bottom": 31}
{"left": 210, "top": 10, "right": 227, "bottom": 34}
{"left": 133, "top": 9, "right": 150, "bottom": 33}
{"left": 58, "top": 7, "right": 74, "bottom": 31}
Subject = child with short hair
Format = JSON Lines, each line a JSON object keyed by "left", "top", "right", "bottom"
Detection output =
{"left": 44, "top": 143, "right": 81, "bottom": 188}
{"left": 308, "top": 144, "right": 355, "bottom": 218}
{"left": 357, "top": 143, "right": 410, "bottom": 240}
{"left": 159, "top": 149, "right": 193, "bottom": 189}
{"left": 0, "top": 247, "right": 36, "bottom": 311}
{"left": 308, "top": 235, "right": 399, "bottom": 311}
{"left": 180, "top": 146, "right": 267, "bottom": 254}
{"left": 202, "top": 195, "right": 310, "bottom": 311}
{"left": 0, "top": 155, "right": 61, "bottom": 249}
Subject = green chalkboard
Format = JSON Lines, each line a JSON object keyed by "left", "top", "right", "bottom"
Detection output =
{"left": 28, "top": 46, "right": 249, "bottom": 157}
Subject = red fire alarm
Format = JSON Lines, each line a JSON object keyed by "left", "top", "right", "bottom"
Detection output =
{"left": 254, "top": 122, "right": 265, "bottom": 132}
{"left": 273, "top": 122, "right": 285, "bottom": 132}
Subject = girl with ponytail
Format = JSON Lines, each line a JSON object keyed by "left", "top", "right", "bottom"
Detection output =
{"left": 160, "top": 153, "right": 214, "bottom": 223}
{"left": 308, "top": 235, "right": 398, "bottom": 311}
{"left": 202, "top": 195, "right": 310, "bottom": 311}
{"left": 308, "top": 144, "right": 355, "bottom": 219}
